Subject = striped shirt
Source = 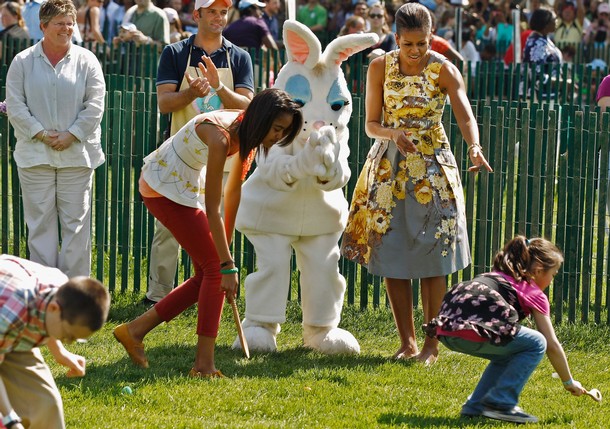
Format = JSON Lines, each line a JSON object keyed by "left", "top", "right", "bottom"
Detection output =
{"left": 0, "top": 255, "right": 68, "bottom": 363}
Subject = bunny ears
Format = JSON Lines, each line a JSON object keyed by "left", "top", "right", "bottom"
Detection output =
{"left": 282, "top": 20, "right": 379, "bottom": 68}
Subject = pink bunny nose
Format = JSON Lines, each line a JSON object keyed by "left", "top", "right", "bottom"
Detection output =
{"left": 312, "top": 120, "right": 325, "bottom": 130}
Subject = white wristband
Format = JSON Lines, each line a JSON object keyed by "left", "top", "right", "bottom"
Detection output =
{"left": 213, "top": 81, "right": 224, "bottom": 92}
{"left": 2, "top": 410, "right": 21, "bottom": 427}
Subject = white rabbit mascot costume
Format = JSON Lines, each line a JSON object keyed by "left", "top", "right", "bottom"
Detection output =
{"left": 233, "top": 20, "right": 378, "bottom": 354}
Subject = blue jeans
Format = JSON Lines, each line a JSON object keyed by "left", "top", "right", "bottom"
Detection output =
{"left": 440, "top": 326, "right": 547, "bottom": 413}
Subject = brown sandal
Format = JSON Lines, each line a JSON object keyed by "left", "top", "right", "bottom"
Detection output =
{"left": 188, "top": 368, "right": 225, "bottom": 379}
{"left": 113, "top": 323, "right": 149, "bottom": 368}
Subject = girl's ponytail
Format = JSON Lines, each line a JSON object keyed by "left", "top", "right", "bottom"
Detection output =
{"left": 493, "top": 235, "right": 563, "bottom": 281}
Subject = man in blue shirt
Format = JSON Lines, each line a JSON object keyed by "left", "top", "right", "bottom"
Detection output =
{"left": 262, "top": 0, "right": 282, "bottom": 47}
{"left": 22, "top": 0, "right": 44, "bottom": 41}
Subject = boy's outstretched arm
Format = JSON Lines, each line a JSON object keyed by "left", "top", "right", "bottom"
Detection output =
{"left": 47, "top": 339, "right": 86, "bottom": 377}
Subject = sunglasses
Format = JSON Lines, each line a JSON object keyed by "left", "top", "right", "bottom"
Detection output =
{"left": 369, "top": 13, "right": 384, "bottom": 19}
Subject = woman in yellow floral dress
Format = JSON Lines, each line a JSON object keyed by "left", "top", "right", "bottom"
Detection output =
{"left": 341, "top": 3, "right": 492, "bottom": 365}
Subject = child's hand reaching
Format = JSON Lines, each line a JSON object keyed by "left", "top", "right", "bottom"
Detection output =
{"left": 563, "top": 379, "right": 586, "bottom": 396}
{"left": 57, "top": 349, "right": 87, "bottom": 377}
{"left": 47, "top": 339, "right": 87, "bottom": 377}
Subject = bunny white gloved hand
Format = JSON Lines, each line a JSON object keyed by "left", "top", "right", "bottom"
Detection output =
{"left": 281, "top": 134, "right": 326, "bottom": 183}
{"left": 313, "top": 126, "right": 340, "bottom": 182}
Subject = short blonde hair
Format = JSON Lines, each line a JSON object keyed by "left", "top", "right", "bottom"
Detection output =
{"left": 39, "top": 0, "right": 77, "bottom": 27}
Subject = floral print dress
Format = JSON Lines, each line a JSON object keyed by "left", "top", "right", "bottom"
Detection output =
{"left": 341, "top": 50, "right": 470, "bottom": 279}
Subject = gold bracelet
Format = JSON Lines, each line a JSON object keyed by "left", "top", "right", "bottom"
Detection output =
{"left": 467, "top": 144, "right": 482, "bottom": 154}
{"left": 41, "top": 130, "right": 48, "bottom": 142}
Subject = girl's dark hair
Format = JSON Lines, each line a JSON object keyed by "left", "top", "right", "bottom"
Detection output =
{"left": 395, "top": 2, "right": 432, "bottom": 35}
{"left": 237, "top": 88, "right": 303, "bottom": 160}
{"left": 529, "top": 7, "right": 555, "bottom": 32}
{"left": 492, "top": 235, "right": 564, "bottom": 282}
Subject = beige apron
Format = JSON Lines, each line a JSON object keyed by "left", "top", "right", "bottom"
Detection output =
{"left": 171, "top": 48, "right": 234, "bottom": 134}
{"left": 170, "top": 47, "right": 235, "bottom": 171}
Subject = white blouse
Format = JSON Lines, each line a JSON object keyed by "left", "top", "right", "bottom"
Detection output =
{"left": 6, "top": 41, "right": 106, "bottom": 169}
{"left": 141, "top": 110, "right": 240, "bottom": 210}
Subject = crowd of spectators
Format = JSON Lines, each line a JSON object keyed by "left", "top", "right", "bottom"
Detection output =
{"left": 1, "top": 1, "right": 610, "bottom": 62}
{"left": 0, "top": 0, "right": 608, "bottom": 100}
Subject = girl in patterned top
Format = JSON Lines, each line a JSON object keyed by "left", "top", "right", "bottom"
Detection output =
{"left": 424, "top": 236, "right": 586, "bottom": 424}
{"left": 341, "top": 2, "right": 491, "bottom": 365}
{"left": 114, "top": 88, "right": 303, "bottom": 378}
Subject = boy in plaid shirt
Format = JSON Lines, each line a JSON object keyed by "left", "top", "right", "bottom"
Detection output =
{"left": 0, "top": 255, "right": 109, "bottom": 429}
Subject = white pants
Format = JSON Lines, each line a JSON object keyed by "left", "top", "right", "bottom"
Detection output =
{"left": 242, "top": 231, "right": 346, "bottom": 327}
{"left": 146, "top": 219, "right": 179, "bottom": 302}
{"left": 0, "top": 349, "right": 65, "bottom": 429}
{"left": 17, "top": 165, "right": 93, "bottom": 277}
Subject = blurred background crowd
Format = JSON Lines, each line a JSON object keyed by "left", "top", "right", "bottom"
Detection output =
{"left": 0, "top": 0, "right": 608, "bottom": 62}
{"left": 0, "top": 0, "right": 609, "bottom": 94}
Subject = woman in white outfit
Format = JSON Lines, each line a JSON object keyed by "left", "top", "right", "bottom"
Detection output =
{"left": 6, "top": 0, "right": 105, "bottom": 277}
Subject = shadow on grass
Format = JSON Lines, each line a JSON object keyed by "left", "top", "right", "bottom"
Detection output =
{"left": 55, "top": 341, "right": 418, "bottom": 396}
{"left": 377, "top": 413, "right": 483, "bottom": 427}
{"left": 377, "top": 412, "right": 568, "bottom": 427}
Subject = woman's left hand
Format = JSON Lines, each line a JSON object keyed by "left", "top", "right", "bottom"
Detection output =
{"left": 467, "top": 145, "right": 493, "bottom": 173}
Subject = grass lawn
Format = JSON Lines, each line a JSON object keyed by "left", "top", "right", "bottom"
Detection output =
{"left": 46, "top": 294, "right": 610, "bottom": 429}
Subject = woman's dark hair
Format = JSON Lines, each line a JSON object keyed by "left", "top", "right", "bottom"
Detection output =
{"left": 529, "top": 7, "right": 555, "bottom": 32}
{"left": 462, "top": 25, "right": 475, "bottom": 42}
{"left": 56, "top": 277, "right": 110, "bottom": 331}
{"left": 492, "top": 235, "right": 564, "bottom": 282}
{"left": 240, "top": 4, "right": 262, "bottom": 18}
{"left": 237, "top": 88, "right": 303, "bottom": 159}
{"left": 395, "top": 2, "right": 432, "bottom": 35}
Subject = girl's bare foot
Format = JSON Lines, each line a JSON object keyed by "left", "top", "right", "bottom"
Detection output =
{"left": 415, "top": 347, "right": 438, "bottom": 366}
{"left": 393, "top": 344, "right": 419, "bottom": 360}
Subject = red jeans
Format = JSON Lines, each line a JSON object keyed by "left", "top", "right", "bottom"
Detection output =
{"left": 143, "top": 196, "right": 224, "bottom": 337}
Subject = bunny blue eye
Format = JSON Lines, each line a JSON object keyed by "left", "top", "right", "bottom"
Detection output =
{"left": 284, "top": 75, "right": 312, "bottom": 106}
{"left": 327, "top": 79, "right": 349, "bottom": 112}
{"left": 330, "top": 100, "right": 349, "bottom": 111}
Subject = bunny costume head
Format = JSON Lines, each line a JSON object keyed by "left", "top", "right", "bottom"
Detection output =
{"left": 274, "top": 20, "right": 377, "bottom": 149}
